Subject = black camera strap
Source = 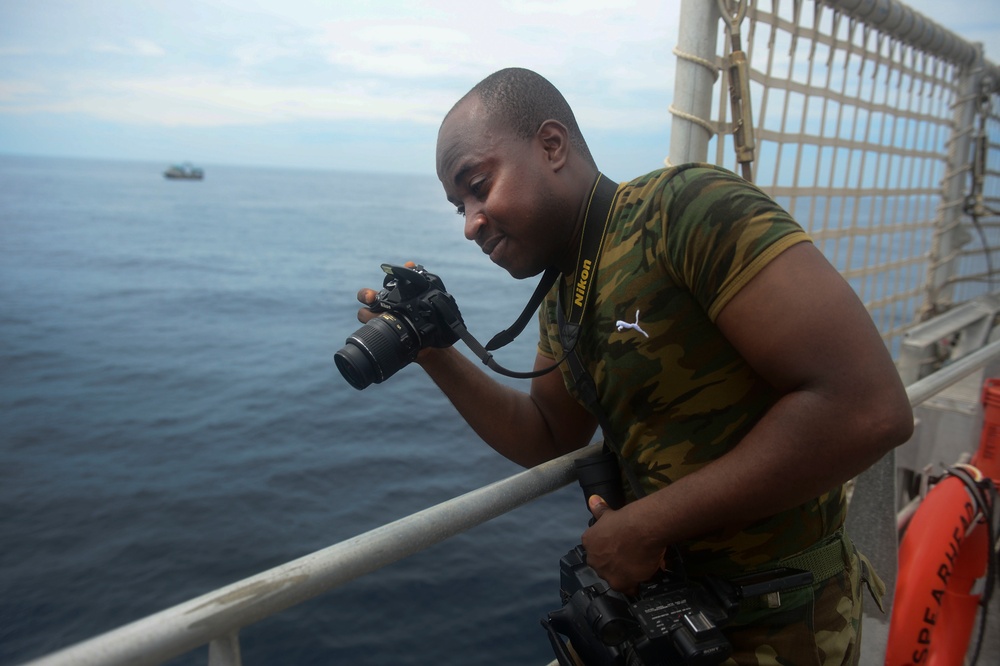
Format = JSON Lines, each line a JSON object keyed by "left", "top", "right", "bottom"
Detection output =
{"left": 557, "top": 173, "right": 619, "bottom": 333}
{"left": 449, "top": 173, "right": 619, "bottom": 379}
{"left": 551, "top": 177, "right": 648, "bottom": 502}
{"left": 483, "top": 265, "right": 560, "bottom": 352}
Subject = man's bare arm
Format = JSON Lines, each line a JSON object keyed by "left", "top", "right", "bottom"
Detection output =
{"left": 415, "top": 348, "right": 598, "bottom": 467}
{"left": 582, "top": 242, "right": 913, "bottom": 592}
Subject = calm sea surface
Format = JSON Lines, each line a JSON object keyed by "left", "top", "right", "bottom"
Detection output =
{"left": 0, "top": 155, "right": 589, "bottom": 665}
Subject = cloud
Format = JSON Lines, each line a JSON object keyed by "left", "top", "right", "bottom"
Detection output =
{"left": 322, "top": 23, "right": 472, "bottom": 79}
{"left": 91, "top": 38, "right": 168, "bottom": 57}
{"left": 0, "top": 1, "right": 679, "bottom": 135}
{"left": 6, "top": 76, "right": 453, "bottom": 127}
{"left": 0, "top": 80, "right": 47, "bottom": 102}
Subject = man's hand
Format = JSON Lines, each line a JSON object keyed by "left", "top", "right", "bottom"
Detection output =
{"left": 355, "top": 287, "right": 380, "bottom": 323}
{"left": 581, "top": 495, "right": 666, "bottom": 595}
{"left": 354, "top": 261, "right": 420, "bottom": 323}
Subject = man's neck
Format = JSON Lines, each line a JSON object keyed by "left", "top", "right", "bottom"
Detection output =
{"left": 559, "top": 169, "right": 604, "bottom": 276}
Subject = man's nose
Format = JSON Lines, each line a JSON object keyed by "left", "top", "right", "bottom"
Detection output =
{"left": 464, "top": 210, "right": 486, "bottom": 242}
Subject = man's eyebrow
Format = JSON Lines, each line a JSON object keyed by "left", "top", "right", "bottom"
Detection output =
{"left": 453, "top": 153, "right": 494, "bottom": 187}
{"left": 452, "top": 163, "right": 472, "bottom": 186}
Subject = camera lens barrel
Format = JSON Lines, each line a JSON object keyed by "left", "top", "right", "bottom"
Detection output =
{"left": 574, "top": 451, "right": 627, "bottom": 510}
{"left": 335, "top": 313, "right": 419, "bottom": 390}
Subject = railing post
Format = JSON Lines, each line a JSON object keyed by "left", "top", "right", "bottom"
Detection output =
{"left": 208, "top": 632, "right": 241, "bottom": 666}
{"left": 668, "top": 0, "right": 721, "bottom": 165}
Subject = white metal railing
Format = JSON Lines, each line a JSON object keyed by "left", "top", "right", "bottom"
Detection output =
{"left": 20, "top": 444, "right": 602, "bottom": 666}
{"left": 18, "top": 342, "right": 1000, "bottom": 666}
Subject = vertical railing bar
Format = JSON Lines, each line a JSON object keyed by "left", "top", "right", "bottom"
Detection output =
{"left": 668, "top": 0, "right": 721, "bottom": 165}
{"left": 207, "top": 632, "right": 241, "bottom": 666}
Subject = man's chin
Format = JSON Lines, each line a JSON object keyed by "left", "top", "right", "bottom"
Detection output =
{"left": 487, "top": 248, "right": 547, "bottom": 280}
{"left": 501, "top": 263, "right": 547, "bottom": 280}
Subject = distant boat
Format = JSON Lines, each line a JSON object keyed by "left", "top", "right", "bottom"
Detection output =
{"left": 163, "top": 163, "right": 204, "bottom": 180}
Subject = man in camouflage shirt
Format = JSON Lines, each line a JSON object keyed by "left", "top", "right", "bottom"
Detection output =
{"left": 356, "top": 68, "right": 912, "bottom": 664}
{"left": 537, "top": 163, "right": 846, "bottom": 577}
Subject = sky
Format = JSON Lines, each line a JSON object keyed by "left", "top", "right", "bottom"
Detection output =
{"left": 1, "top": 0, "right": 998, "bottom": 178}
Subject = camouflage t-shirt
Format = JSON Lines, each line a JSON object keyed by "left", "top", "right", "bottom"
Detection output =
{"left": 538, "top": 164, "right": 847, "bottom": 575}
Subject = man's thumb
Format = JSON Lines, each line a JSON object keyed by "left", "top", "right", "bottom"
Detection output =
{"left": 588, "top": 494, "right": 609, "bottom": 520}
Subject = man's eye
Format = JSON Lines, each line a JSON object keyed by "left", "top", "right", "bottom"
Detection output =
{"left": 455, "top": 206, "right": 465, "bottom": 217}
{"left": 470, "top": 179, "right": 486, "bottom": 196}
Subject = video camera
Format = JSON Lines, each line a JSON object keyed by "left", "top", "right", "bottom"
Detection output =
{"left": 543, "top": 544, "right": 735, "bottom": 666}
{"left": 543, "top": 451, "right": 813, "bottom": 665}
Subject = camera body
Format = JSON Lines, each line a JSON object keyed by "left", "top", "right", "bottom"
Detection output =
{"left": 335, "top": 264, "right": 463, "bottom": 390}
{"left": 544, "top": 545, "right": 736, "bottom": 666}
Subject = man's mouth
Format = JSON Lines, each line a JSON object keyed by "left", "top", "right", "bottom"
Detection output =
{"left": 481, "top": 234, "right": 504, "bottom": 257}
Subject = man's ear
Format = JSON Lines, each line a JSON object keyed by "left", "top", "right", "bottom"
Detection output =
{"left": 536, "top": 119, "right": 570, "bottom": 171}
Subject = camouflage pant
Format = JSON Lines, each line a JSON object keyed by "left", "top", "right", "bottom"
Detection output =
{"left": 721, "top": 541, "right": 885, "bottom": 666}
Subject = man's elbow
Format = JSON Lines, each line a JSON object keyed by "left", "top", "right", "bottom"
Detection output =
{"left": 869, "top": 391, "right": 915, "bottom": 456}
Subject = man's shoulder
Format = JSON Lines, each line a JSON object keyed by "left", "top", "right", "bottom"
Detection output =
{"left": 615, "top": 163, "right": 751, "bottom": 211}
{"left": 622, "top": 162, "right": 739, "bottom": 188}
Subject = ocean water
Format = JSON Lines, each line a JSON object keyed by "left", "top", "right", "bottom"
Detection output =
{"left": 0, "top": 155, "right": 590, "bottom": 665}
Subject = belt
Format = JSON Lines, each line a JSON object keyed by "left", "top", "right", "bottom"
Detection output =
{"left": 685, "top": 527, "right": 851, "bottom": 583}
{"left": 727, "top": 528, "right": 852, "bottom": 617}
{"left": 768, "top": 527, "right": 851, "bottom": 584}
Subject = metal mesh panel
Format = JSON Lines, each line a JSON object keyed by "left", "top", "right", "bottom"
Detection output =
{"left": 674, "top": 0, "right": 1000, "bottom": 358}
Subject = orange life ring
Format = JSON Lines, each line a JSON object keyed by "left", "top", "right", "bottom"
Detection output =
{"left": 885, "top": 469, "right": 991, "bottom": 665}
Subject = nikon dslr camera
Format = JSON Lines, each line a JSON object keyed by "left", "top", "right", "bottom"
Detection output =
{"left": 335, "top": 264, "right": 463, "bottom": 390}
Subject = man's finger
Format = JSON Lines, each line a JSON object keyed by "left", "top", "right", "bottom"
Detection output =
{"left": 588, "top": 494, "right": 609, "bottom": 521}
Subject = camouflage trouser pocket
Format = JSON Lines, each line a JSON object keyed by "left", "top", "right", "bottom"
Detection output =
{"left": 723, "top": 583, "right": 823, "bottom": 665}
{"left": 722, "top": 547, "right": 870, "bottom": 666}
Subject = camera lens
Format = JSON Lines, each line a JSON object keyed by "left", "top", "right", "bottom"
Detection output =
{"left": 335, "top": 313, "right": 420, "bottom": 390}
{"left": 574, "top": 451, "right": 626, "bottom": 510}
